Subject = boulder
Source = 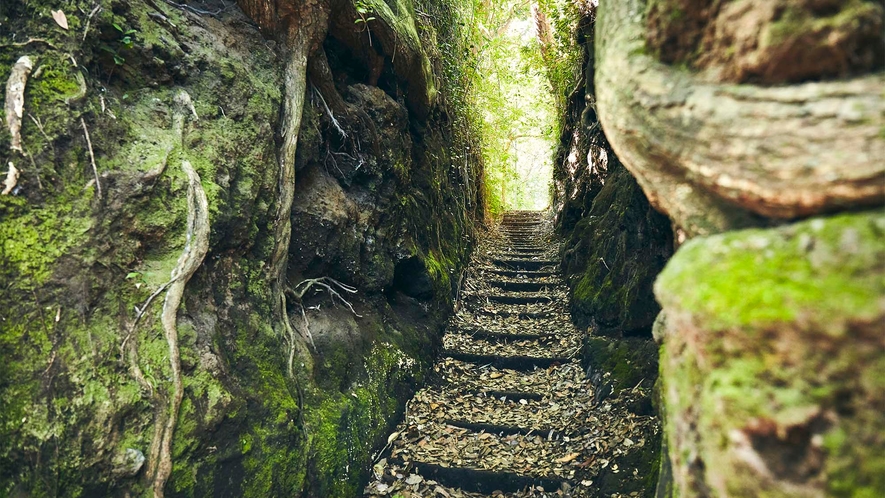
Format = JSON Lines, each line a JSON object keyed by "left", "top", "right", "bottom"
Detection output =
{"left": 595, "top": 0, "right": 885, "bottom": 236}
{"left": 654, "top": 210, "right": 885, "bottom": 496}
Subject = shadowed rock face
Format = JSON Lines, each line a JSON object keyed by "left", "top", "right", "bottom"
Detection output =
{"left": 553, "top": 8, "right": 673, "bottom": 339}
{"left": 560, "top": 159, "right": 673, "bottom": 336}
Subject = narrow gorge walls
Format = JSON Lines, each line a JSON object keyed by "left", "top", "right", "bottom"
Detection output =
{"left": 0, "top": 0, "right": 483, "bottom": 495}
{"left": 546, "top": 0, "right": 883, "bottom": 495}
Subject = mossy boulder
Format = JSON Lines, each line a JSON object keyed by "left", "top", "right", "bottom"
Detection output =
{"left": 655, "top": 210, "right": 885, "bottom": 496}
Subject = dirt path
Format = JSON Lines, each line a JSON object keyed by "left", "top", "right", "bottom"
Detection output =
{"left": 365, "top": 211, "right": 658, "bottom": 497}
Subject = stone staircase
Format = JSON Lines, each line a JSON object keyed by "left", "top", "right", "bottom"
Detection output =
{"left": 364, "top": 211, "right": 657, "bottom": 498}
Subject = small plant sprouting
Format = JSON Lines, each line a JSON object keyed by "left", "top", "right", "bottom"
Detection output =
{"left": 354, "top": 0, "right": 376, "bottom": 24}
{"left": 101, "top": 22, "right": 137, "bottom": 65}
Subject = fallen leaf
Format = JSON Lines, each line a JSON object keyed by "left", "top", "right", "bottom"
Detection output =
{"left": 554, "top": 452, "right": 579, "bottom": 463}
{"left": 489, "top": 372, "right": 504, "bottom": 379}
{"left": 405, "top": 474, "right": 423, "bottom": 485}
{"left": 387, "top": 431, "right": 400, "bottom": 445}
{"left": 51, "top": 10, "right": 69, "bottom": 29}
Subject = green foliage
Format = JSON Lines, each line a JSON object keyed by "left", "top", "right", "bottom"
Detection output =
{"left": 534, "top": 0, "right": 585, "bottom": 156}
{"left": 354, "top": 0, "right": 377, "bottom": 24}
{"left": 101, "top": 22, "right": 138, "bottom": 65}
{"left": 416, "top": 0, "right": 555, "bottom": 217}
{"left": 471, "top": 0, "right": 556, "bottom": 213}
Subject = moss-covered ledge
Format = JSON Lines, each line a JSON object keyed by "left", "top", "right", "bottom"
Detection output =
{"left": 654, "top": 210, "right": 885, "bottom": 496}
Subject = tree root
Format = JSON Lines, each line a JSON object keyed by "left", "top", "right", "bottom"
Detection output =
{"left": 284, "top": 277, "right": 361, "bottom": 374}
{"left": 289, "top": 276, "right": 360, "bottom": 316}
{"left": 117, "top": 90, "right": 210, "bottom": 498}
{"left": 268, "top": 43, "right": 313, "bottom": 381}
{"left": 149, "top": 157, "right": 209, "bottom": 497}
{"left": 308, "top": 48, "right": 380, "bottom": 155}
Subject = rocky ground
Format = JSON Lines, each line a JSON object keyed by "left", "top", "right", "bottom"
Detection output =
{"left": 364, "top": 211, "right": 659, "bottom": 497}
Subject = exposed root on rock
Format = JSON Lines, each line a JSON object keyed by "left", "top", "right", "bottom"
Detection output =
{"left": 117, "top": 90, "right": 211, "bottom": 498}
{"left": 2, "top": 162, "right": 19, "bottom": 195}
{"left": 269, "top": 43, "right": 311, "bottom": 381}
{"left": 308, "top": 48, "right": 379, "bottom": 154}
{"left": 289, "top": 277, "right": 360, "bottom": 316}
{"left": 80, "top": 117, "right": 102, "bottom": 199}
{"left": 282, "top": 277, "right": 360, "bottom": 376}
{"left": 150, "top": 157, "right": 209, "bottom": 497}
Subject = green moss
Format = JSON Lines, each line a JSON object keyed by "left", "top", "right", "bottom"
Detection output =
{"left": 583, "top": 337, "right": 658, "bottom": 393}
{"left": 766, "top": 0, "right": 881, "bottom": 48}
{"left": 0, "top": 197, "right": 93, "bottom": 287}
{"left": 303, "top": 343, "right": 418, "bottom": 496}
{"left": 424, "top": 250, "right": 453, "bottom": 295}
{"left": 656, "top": 211, "right": 885, "bottom": 332}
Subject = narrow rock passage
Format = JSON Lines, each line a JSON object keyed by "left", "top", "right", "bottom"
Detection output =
{"left": 366, "top": 212, "right": 659, "bottom": 497}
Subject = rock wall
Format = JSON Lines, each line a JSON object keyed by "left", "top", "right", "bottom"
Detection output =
{"left": 0, "top": 0, "right": 482, "bottom": 496}
{"left": 593, "top": 0, "right": 885, "bottom": 495}
{"left": 553, "top": 8, "right": 673, "bottom": 340}
{"left": 549, "top": 6, "right": 673, "bottom": 495}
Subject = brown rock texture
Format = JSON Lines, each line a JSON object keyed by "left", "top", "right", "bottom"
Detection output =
{"left": 646, "top": 0, "right": 885, "bottom": 84}
{"left": 596, "top": 0, "right": 885, "bottom": 236}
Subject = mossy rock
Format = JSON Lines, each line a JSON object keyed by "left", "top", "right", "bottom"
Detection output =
{"left": 583, "top": 336, "right": 658, "bottom": 395}
{"left": 562, "top": 161, "right": 673, "bottom": 335}
{"left": 655, "top": 210, "right": 885, "bottom": 497}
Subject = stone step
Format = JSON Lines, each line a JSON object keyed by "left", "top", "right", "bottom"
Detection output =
{"left": 503, "top": 236, "right": 544, "bottom": 244}
{"left": 501, "top": 225, "right": 544, "bottom": 231}
{"left": 454, "top": 327, "right": 555, "bottom": 341}
{"left": 492, "top": 258, "right": 557, "bottom": 271}
{"left": 474, "top": 390, "right": 544, "bottom": 401}
{"left": 488, "top": 269, "right": 556, "bottom": 278}
{"left": 443, "top": 420, "right": 564, "bottom": 440}
{"left": 436, "top": 359, "right": 586, "bottom": 399}
{"left": 495, "top": 245, "right": 548, "bottom": 252}
{"left": 491, "top": 251, "right": 550, "bottom": 260}
{"left": 488, "top": 280, "right": 554, "bottom": 292}
{"left": 407, "top": 388, "right": 572, "bottom": 438}
{"left": 502, "top": 213, "right": 544, "bottom": 218}
{"left": 387, "top": 459, "right": 569, "bottom": 495}
{"left": 483, "top": 294, "right": 553, "bottom": 305}
{"left": 476, "top": 309, "right": 553, "bottom": 319}
{"left": 442, "top": 351, "right": 571, "bottom": 370}
{"left": 388, "top": 426, "right": 582, "bottom": 488}
{"left": 444, "top": 332, "right": 578, "bottom": 359}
